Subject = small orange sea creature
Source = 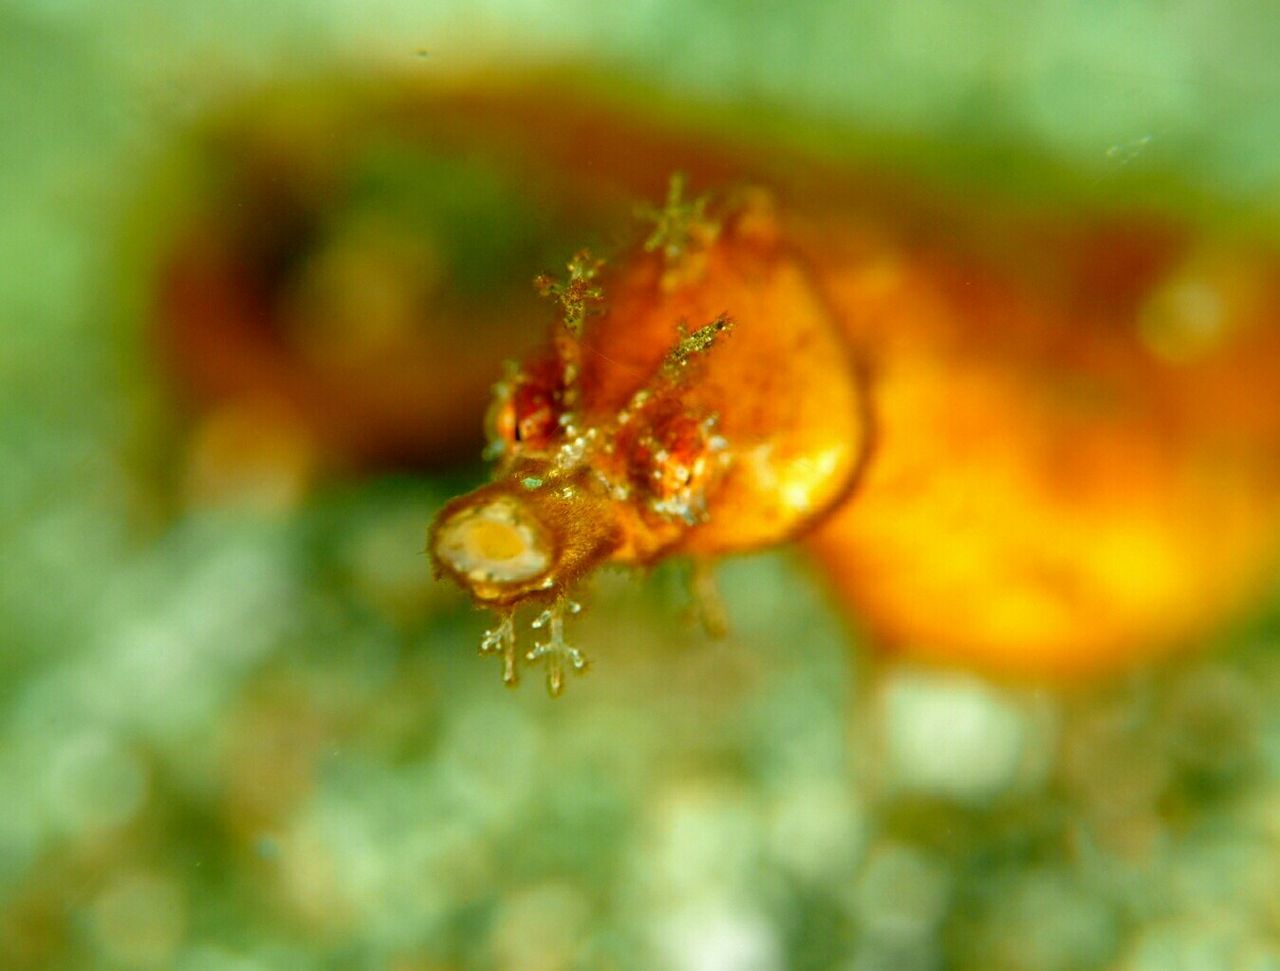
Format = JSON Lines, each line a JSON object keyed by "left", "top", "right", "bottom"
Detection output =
{"left": 422, "top": 85, "right": 1280, "bottom": 694}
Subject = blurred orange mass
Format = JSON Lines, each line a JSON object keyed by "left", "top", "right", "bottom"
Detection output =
{"left": 151, "top": 77, "right": 1280, "bottom": 679}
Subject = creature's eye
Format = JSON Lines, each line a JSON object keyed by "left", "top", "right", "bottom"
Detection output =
{"left": 510, "top": 381, "right": 559, "bottom": 446}
{"left": 627, "top": 410, "right": 722, "bottom": 523}
{"left": 485, "top": 356, "right": 564, "bottom": 459}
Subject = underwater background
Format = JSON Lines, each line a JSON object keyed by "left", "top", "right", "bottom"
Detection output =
{"left": 3, "top": 1, "right": 1280, "bottom": 968}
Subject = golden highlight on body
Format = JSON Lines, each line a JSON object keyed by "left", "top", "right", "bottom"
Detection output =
{"left": 430, "top": 170, "right": 1280, "bottom": 696}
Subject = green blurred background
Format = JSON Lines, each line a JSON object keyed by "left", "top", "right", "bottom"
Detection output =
{"left": 3, "top": 1, "right": 1280, "bottom": 969}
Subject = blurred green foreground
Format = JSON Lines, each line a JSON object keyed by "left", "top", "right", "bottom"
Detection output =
{"left": 3, "top": 2, "right": 1280, "bottom": 969}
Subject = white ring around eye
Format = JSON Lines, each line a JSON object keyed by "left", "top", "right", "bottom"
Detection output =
{"left": 433, "top": 496, "right": 551, "bottom": 585}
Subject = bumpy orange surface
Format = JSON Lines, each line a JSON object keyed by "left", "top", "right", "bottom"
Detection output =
{"left": 424, "top": 81, "right": 1280, "bottom": 688}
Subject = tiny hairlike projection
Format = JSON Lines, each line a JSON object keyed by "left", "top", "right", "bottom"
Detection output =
{"left": 430, "top": 171, "right": 1280, "bottom": 696}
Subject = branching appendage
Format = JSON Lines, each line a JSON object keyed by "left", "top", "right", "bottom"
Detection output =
{"left": 477, "top": 600, "right": 588, "bottom": 694}
{"left": 663, "top": 313, "right": 734, "bottom": 378}
{"left": 480, "top": 610, "right": 519, "bottom": 685}
{"left": 602, "top": 313, "right": 735, "bottom": 527}
{"left": 612, "top": 313, "right": 735, "bottom": 431}
{"left": 534, "top": 249, "right": 606, "bottom": 406}
{"left": 534, "top": 249, "right": 605, "bottom": 336}
{"left": 635, "top": 173, "right": 720, "bottom": 267}
{"left": 527, "top": 599, "right": 587, "bottom": 696}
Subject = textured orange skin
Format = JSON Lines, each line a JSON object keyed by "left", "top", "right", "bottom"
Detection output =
{"left": 799, "top": 216, "right": 1280, "bottom": 676}
{"left": 578, "top": 210, "right": 868, "bottom": 561}
{"left": 422, "top": 80, "right": 1280, "bottom": 678}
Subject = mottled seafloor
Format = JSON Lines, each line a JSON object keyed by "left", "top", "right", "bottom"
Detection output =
{"left": 3, "top": 1, "right": 1280, "bottom": 969}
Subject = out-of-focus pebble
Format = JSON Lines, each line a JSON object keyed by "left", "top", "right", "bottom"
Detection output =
{"left": 876, "top": 669, "right": 1037, "bottom": 803}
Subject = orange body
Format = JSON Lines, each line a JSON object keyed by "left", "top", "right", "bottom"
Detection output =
{"left": 415, "top": 81, "right": 1280, "bottom": 686}
{"left": 800, "top": 210, "right": 1280, "bottom": 676}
